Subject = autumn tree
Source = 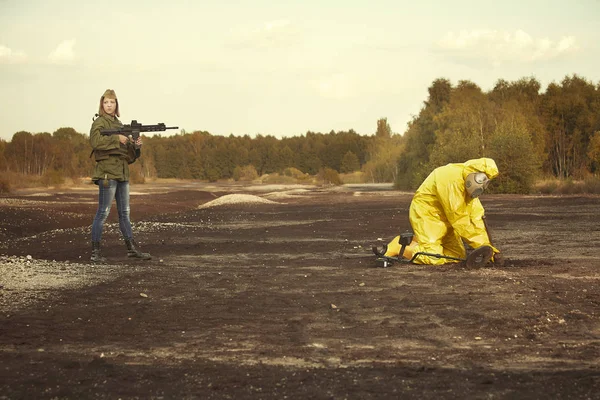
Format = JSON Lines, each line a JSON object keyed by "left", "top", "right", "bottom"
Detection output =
{"left": 33, "top": 133, "right": 55, "bottom": 176}
{"left": 587, "top": 131, "right": 600, "bottom": 174}
{"left": 489, "top": 77, "right": 546, "bottom": 167}
{"left": 541, "top": 75, "right": 600, "bottom": 178}
{"left": 52, "top": 127, "right": 90, "bottom": 178}
{"left": 396, "top": 78, "right": 452, "bottom": 189}
{"left": 375, "top": 117, "right": 392, "bottom": 139}
{"left": 428, "top": 80, "right": 494, "bottom": 167}
{"left": 363, "top": 119, "right": 404, "bottom": 183}
{"left": 5, "top": 131, "right": 30, "bottom": 174}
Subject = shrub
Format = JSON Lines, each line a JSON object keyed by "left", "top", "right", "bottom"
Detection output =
{"left": 282, "top": 167, "right": 307, "bottom": 179}
{"left": 582, "top": 177, "right": 600, "bottom": 194}
{"left": 317, "top": 168, "right": 342, "bottom": 185}
{"left": 0, "top": 176, "right": 10, "bottom": 193}
{"left": 40, "top": 170, "right": 65, "bottom": 187}
{"left": 535, "top": 180, "right": 559, "bottom": 194}
{"left": 340, "top": 171, "right": 365, "bottom": 184}
{"left": 205, "top": 168, "right": 221, "bottom": 182}
{"left": 533, "top": 177, "right": 600, "bottom": 195}
{"left": 233, "top": 165, "right": 259, "bottom": 181}
{"left": 260, "top": 173, "right": 298, "bottom": 184}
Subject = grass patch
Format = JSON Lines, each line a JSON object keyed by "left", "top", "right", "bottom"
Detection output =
{"left": 534, "top": 177, "right": 600, "bottom": 195}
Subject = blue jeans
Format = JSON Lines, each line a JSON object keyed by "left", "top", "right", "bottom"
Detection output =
{"left": 91, "top": 179, "right": 133, "bottom": 242}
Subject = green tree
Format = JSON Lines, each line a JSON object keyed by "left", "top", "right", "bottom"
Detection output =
{"left": 396, "top": 78, "right": 452, "bottom": 189}
{"left": 376, "top": 118, "right": 391, "bottom": 139}
{"left": 363, "top": 132, "right": 404, "bottom": 183}
{"left": 428, "top": 80, "right": 494, "bottom": 167}
{"left": 489, "top": 77, "right": 546, "bottom": 168}
{"left": 586, "top": 131, "right": 600, "bottom": 174}
{"left": 340, "top": 151, "right": 360, "bottom": 173}
{"left": 488, "top": 119, "right": 540, "bottom": 193}
{"left": 541, "top": 75, "right": 600, "bottom": 178}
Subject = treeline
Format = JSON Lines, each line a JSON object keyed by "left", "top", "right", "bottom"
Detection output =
{"left": 0, "top": 119, "right": 401, "bottom": 186}
{"left": 1, "top": 74, "right": 599, "bottom": 194}
{"left": 397, "top": 74, "right": 600, "bottom": 193}
{"left": 139, "top": 122, "right": 400, "bottom": 182}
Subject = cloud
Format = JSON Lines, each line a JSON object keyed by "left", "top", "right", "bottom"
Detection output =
{"left": 228, "top": 19, "right": 300, "bottom": 49}
{"left": 48, "top": 39, "right": 77, "bottom": 64}
{"left": 0, "top": 45, "right": 27, "bottom": 64}
{"left": 312, "top": 73, "right": 355, "bottom": 99}
{"left": 437, "top": 29, "right": 579, "bottom": 65}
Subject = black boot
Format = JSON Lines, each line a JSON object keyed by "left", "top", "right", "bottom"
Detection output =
{"left": 125, "top": 238, "right": 152, "bottom": 260}
{"left": 91, "top": 241, "right": 107, "bottom": 263}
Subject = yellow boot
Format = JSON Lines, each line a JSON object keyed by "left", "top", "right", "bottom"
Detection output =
{"left": 383, "top": 235, "right": 402, "bottom": 257}
{"left": 384, "top": 235, "right": 417, "bottom": 260}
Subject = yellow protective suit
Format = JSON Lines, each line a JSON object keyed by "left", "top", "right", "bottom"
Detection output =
{"left": 385, "top": 158, "right": 499, "bottom": 265}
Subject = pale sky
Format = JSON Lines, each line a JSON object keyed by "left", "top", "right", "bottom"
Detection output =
{"left": 1, "top": 0, "right": 599, "bottom": 141}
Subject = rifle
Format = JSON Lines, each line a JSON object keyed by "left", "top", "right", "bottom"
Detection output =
{"left": 100, "top": 120, "right": 179, "bottom": 145}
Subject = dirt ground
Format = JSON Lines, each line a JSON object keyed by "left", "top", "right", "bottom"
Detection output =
{"left": 0, "top": 181, "right": 599, "bottom": 400}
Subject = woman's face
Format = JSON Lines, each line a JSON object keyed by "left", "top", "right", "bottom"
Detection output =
{"left": 103, "top": 97, "right": 117, "bottom": 115}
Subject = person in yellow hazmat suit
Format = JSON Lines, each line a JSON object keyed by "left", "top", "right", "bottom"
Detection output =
{"left": 384, "top": 157, "right": 501, "bottom": 265}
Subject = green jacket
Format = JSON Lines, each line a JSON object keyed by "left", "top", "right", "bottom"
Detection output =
{"left": 89, "top": 114, "right": 139, "bottom": 183}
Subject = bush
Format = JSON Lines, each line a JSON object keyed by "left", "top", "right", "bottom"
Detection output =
{"left": 260, "top": 173, "right": 298, "bottom": 184}
{"left": 535, "top": 179, "right": 559, "bottom": 194}
{"left": 533, "top": 177, "right": 600, "bottom": 195}
{"left": 205, "top": 168, "right": 221, "bottom": 182}
{"left": 40, "top": 170, "right": 65, "bottom": 187}
{"left": 0, "top": 176, "right": 10, "bottom": 193}
{"left": 316, "top": 168, "right": 343, "bottom": 185}
{"left": 233, "top": 165, "right": 259, "bottom": 181}
{"left": 3, "top": 172, "right": 42, "bottom": 189}
{"left": 282, "top": 167, "right": 307, "bottom": 179}
{"left": 582, "top": 177, "right": 600, "bottom": 194}
{"left": 340, "top": 171, "right": 365, "bottom": 184}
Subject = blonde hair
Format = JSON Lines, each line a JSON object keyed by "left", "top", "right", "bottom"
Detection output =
{"left": 98, "top": 89, "right": 120, "bottom": 117}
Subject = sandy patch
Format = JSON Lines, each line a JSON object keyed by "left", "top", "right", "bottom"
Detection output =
{"left": 263, "top": 188, "right": 311, "bottom": 199}
{"left": 197, "top": 194, "right": 281, "bottom": 209}
{"left": 243, "top": 184, "right": 314, "bottom": 192}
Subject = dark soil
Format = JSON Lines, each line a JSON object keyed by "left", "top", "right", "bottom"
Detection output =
{"left": 1, "top": 182, "right": 599, "bottom": 399}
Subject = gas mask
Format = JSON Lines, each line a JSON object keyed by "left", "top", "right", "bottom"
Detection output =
{"left": 465, "top": 172, "right": 490, "bottom": 198}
